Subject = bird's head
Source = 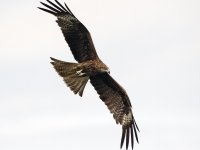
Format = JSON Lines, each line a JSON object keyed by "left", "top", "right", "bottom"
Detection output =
{"left": 106, "top": 68, "right": 110, "bottom": 74}
{"left": 100, "top": 68, "right": 110, "bottom": 74}
{"left": 100, "top": 64, "right": 110, "bottom": 74}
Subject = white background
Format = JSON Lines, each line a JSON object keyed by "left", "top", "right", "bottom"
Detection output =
{"left": 0, "top": 0, "right": 200, "bottom": 150}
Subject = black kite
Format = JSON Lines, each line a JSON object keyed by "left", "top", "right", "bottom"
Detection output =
{"left": 38, "top": 0, "right": 139, "bottom": 149}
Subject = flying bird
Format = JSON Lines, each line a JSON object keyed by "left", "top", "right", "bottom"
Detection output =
{"left": 38, "top": 0, "right": 139, "bottom": 149}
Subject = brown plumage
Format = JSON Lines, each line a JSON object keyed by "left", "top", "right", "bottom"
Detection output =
{"left": 38, "top": 0, "right": 139, "bottom": 149}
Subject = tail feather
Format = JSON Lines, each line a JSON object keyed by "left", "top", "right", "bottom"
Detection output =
{"left": 78, "top": 79, "right": 88, "bottom": 96}
{"left": 50, "top": 57, "right": 89, "bottom": 97}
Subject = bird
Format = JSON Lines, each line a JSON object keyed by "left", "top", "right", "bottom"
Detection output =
{"left": 38, "top": 0, "right": 139, "bottom": 149}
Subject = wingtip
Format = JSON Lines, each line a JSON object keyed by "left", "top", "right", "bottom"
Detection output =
{"left": 64, "top": 2, "right": 75, "bottom": 16}
{"left": 120, "top": 128, "right": 126, "bottom": 149}
{"left": 121, "top": 121, "right": 139, "bottom": 150}
{"left": 126, "top": 128, "right": 130, "bottom": 150}
{"left": 133, "top": 122, "right": 139, "bottom": 144}
{"left": 130, "top": 125, "right": 134, "bottom": 149}
{"left": 38, "top": 7, "right": 57, "bottom": 15}
{"left": 37, "top": 6, "right": 43, "bottom": 10}
{"left": 40, "top": 1, "right": 45, "bottom": 5}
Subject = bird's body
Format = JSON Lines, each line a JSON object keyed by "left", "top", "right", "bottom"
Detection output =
{"left": 38, "top": 0, "right": 139, "bottom": 149}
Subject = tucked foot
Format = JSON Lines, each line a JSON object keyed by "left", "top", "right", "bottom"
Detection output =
{"left": 76, "top": 69, "right": 86, "bottom": 76}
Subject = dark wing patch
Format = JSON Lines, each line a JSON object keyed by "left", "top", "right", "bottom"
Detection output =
{"left": 38, "top": 0, "right": 98, "bottom": 62}
{"left": 90, "top": 73, "right": 139, "bottom": 150}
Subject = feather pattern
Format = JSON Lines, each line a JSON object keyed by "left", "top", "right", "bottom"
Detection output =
{"left": 38, "top": 0, "right": 98, "bottom": 62}
{"left": 90, "top": 73, "right": 139, "bottom": 149}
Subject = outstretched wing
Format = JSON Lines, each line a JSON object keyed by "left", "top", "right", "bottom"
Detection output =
{"left": 38, "top": 0, "right": 98, "bottom": 62}
{"left": 90, "top": 73, "right": 139, "bottom": 150}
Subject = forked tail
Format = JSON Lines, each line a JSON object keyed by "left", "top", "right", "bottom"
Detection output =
{"left": 50, "top": 57, "right": 89, "bottom": 96}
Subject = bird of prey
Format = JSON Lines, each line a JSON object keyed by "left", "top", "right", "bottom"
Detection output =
{"left": 38, "top": 0, "right": 139, "bottom": 149}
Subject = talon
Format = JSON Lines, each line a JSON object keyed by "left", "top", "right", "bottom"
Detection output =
{"left": 76, "top": 69, "right": 86, "bottom": 76}
{"left": 76, "top": 70, "right": 82, "bottom": 74}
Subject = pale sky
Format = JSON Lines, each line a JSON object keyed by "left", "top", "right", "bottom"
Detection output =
{"left": 0, "top": 0, "right": 200, "bottom": 150}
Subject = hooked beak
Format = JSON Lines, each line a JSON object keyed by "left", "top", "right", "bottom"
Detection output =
{"left": 107, "top": 69, "right": 110, "bottom": 74}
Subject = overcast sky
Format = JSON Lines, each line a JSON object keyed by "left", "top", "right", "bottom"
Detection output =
{"left": 0, "top": 0, "right": 200, "bottom": 150}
